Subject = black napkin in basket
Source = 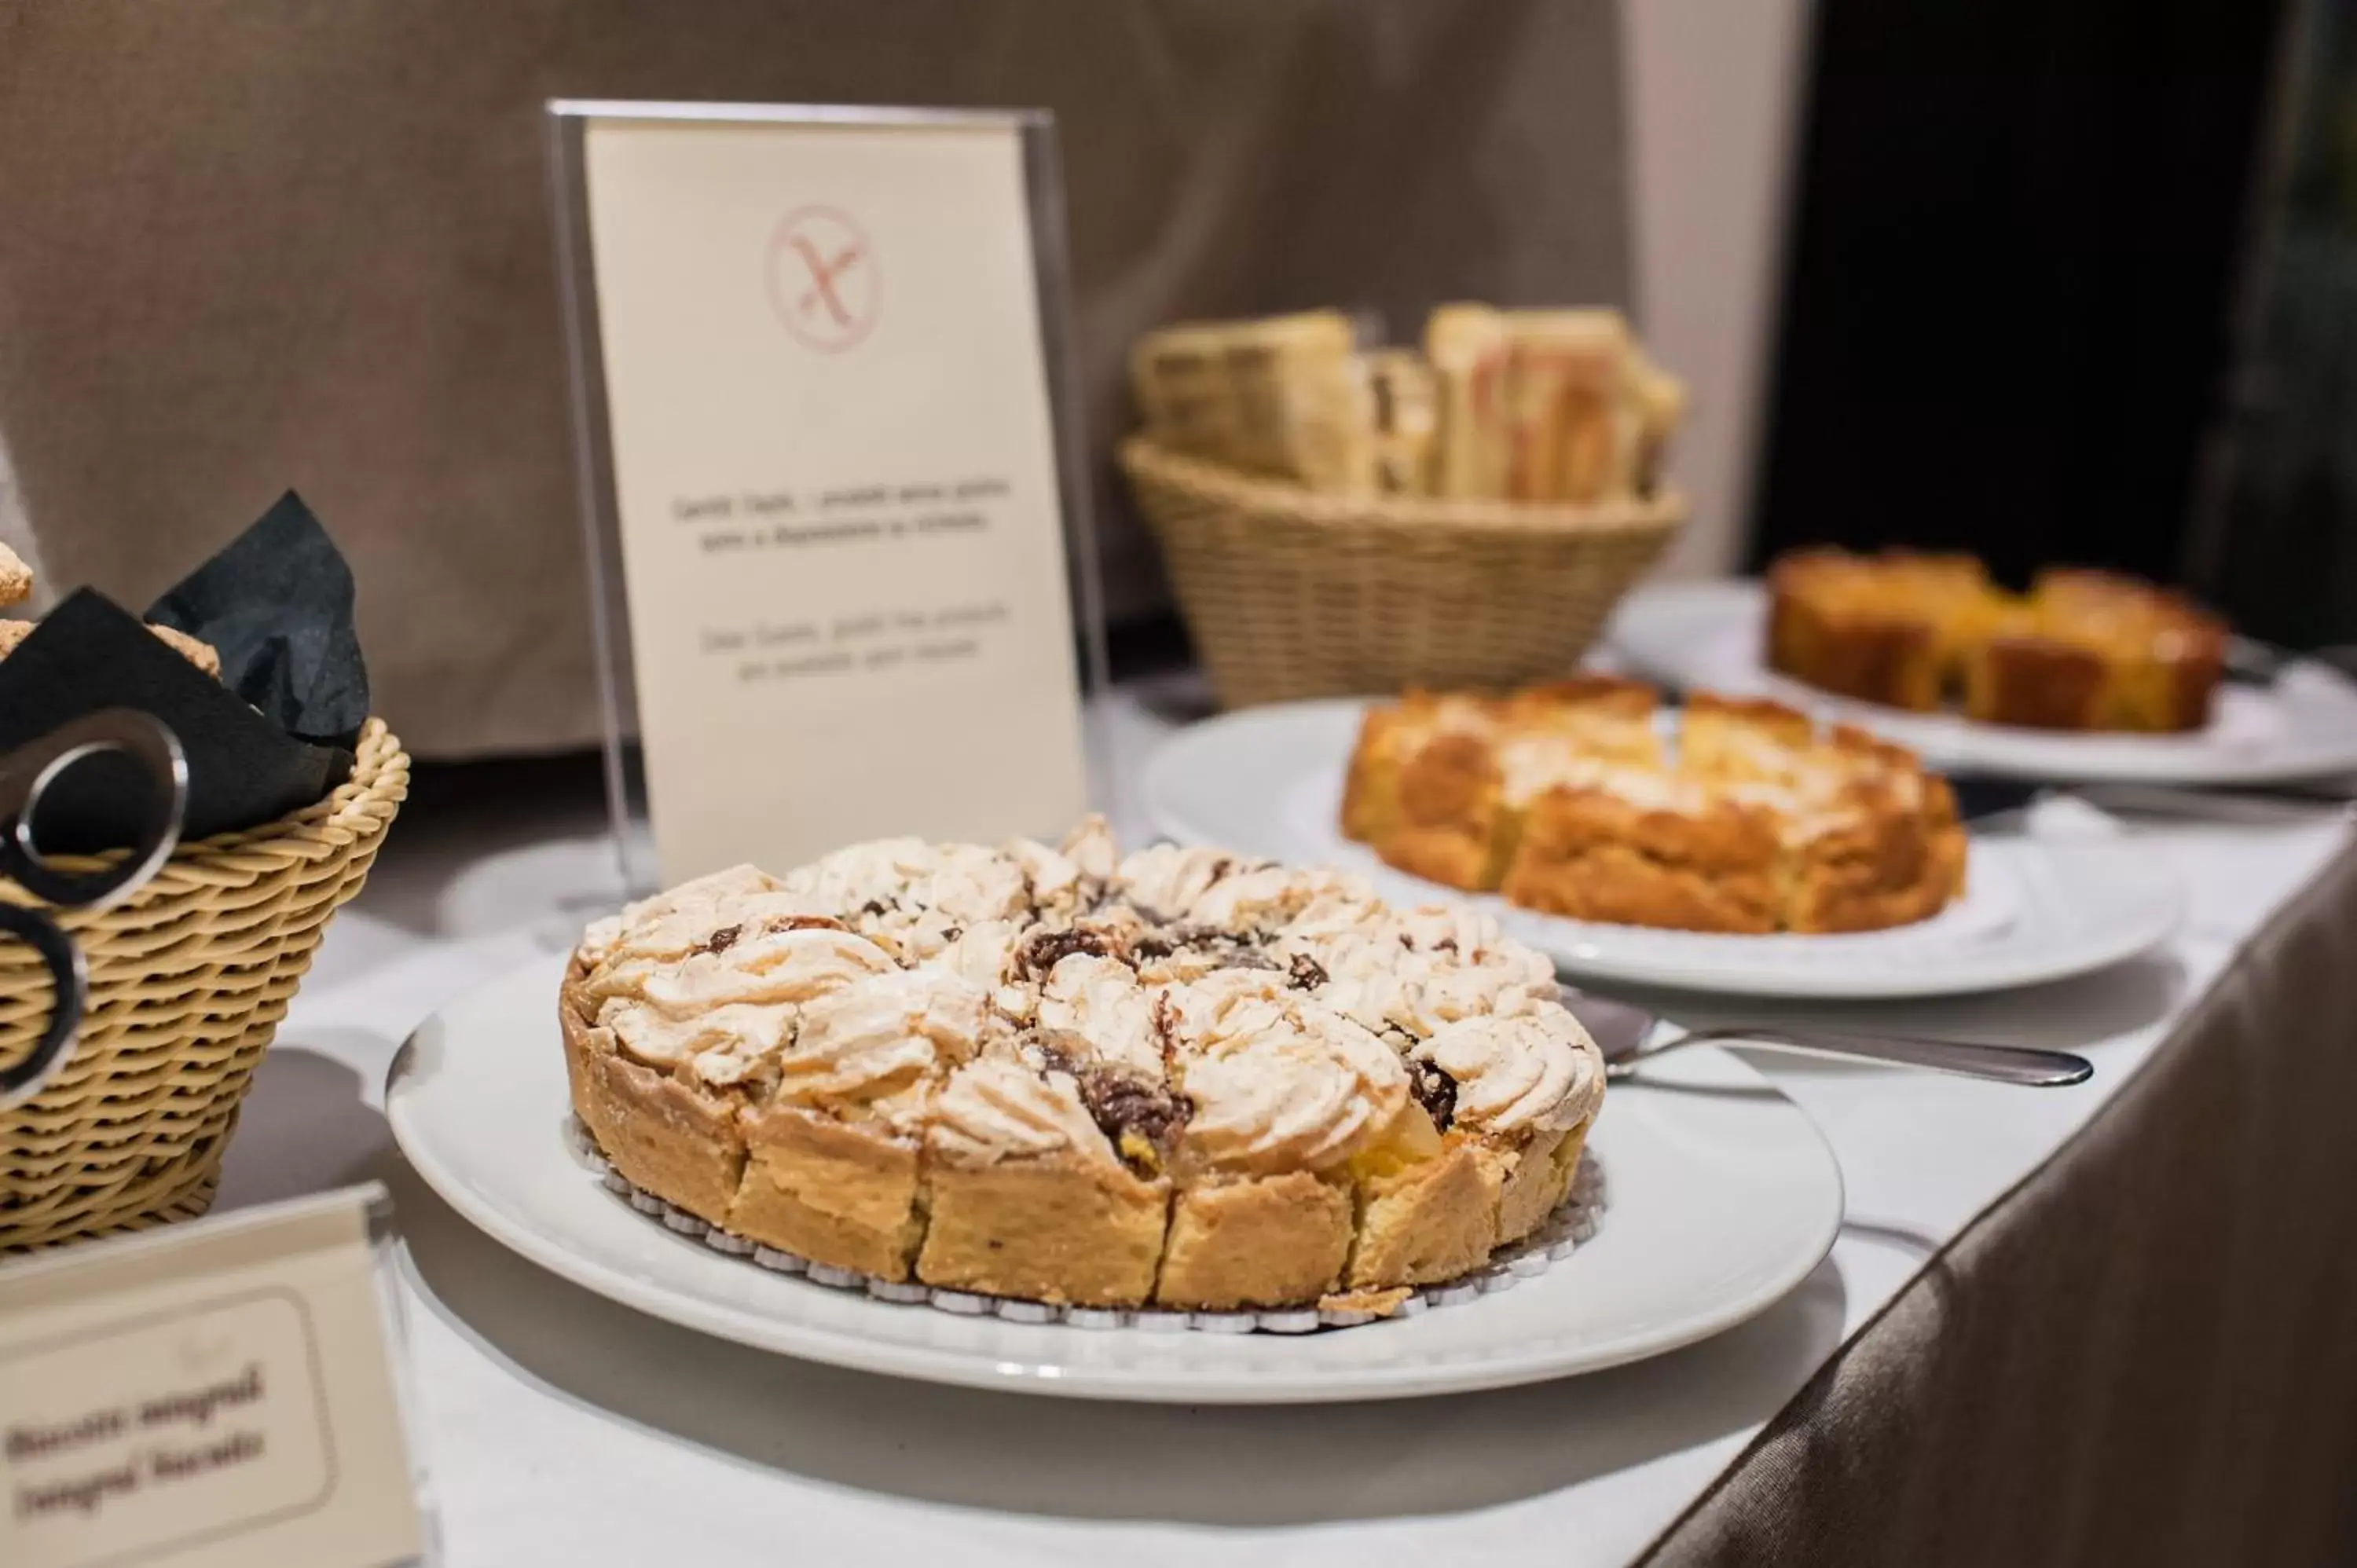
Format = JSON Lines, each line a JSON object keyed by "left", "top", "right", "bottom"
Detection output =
{"left": 147, "top": 491, "right": 368, "bottom": 749}
{"left": 0, "top": 493, "right": 367, "bottom": 854}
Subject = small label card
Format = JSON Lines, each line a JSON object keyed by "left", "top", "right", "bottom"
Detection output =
{"left": 553, "top": 103, "right": 1094, "bottom": 885}
{"left": 0, "top": 1186, "right": 425, "bottom": 1568}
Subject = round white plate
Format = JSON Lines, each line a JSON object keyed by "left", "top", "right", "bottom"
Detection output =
{"left": 386, "top": 952, "right": 1843, "bottom": 1403}
{"left": 1607, "top": 579, "right": 2357, "bottom": 784}
{"left": 1142, "top": 700, "right": 2185, "bottom": 998}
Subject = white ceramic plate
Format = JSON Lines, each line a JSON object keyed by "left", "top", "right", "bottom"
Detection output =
{"left": 386, "top": 952, "right": 1843, "bottom": 1404}
{"left": 1142, "top": 700, "right": 2185, "bottom": 998}
{"left": 1608, "top": 579, "right": 2357, "bottom": 784}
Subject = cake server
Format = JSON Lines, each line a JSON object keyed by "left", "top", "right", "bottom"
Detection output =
{"left": 1564, "top": 989, "right": 2093, "bottom": 1087}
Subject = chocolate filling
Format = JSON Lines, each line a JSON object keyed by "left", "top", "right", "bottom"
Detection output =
{"left": 1076, "top": 1068, "right": 1193, "bottom": 1167}
{"left": 1286, "top": 952, "right": 1330, "bottom": 991}
{"left": 695, "top": 924, "right": 742, "bottom": 955}
{"left": 1406, "top": 1057, "right": 1458, "bottom": 1132}
{"left": 764, "top": 914, "right": 849, "bottom": 934}
{"left": 1143, "top": 921, "right": 1278, "bottom": 973}
{"left": 1019, "top": 925, "right": 1120, "bottom": 978}
{"left": 1149, "top": 991, "right": 1181, "bottom": 1065}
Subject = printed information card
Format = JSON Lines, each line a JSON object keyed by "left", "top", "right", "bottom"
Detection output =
{"left": 0, "top": 1185, "right": 425, "bottom": 1568}
{"left": 556, "top": 104, "right": 1092, "bottom": 884}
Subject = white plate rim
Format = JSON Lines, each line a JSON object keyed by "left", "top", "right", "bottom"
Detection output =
{"left": 386, "top": 954, "right": 1845, "bottom": 1404}
{"left": 1140, "top": 698, "right": 2186, "bottom": 1000}
{"left": 1608, "top": 578, "right": 2357, "bottom": 785}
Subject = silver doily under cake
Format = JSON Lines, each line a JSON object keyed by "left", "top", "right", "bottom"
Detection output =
{"left": 566, "top": 1115, "right": 1607, "bottom": 1334}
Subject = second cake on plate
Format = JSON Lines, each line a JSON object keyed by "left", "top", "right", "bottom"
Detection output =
{"left": 1341, "top": 678, "right": 1967, "bottom": 935}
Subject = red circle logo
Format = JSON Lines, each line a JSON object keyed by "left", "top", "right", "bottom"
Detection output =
{"left": 766, "top": 206, "right": 879, "bottom": 353}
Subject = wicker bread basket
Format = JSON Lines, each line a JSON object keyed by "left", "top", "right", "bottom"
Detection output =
{"left": 1120, "top": 438, "right": 1687, "bottom": 709}
{"left": 0, "top": 719, "right": 409, "bottom": 1251}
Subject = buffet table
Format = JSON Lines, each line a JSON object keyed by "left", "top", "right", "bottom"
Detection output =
{"left": 212, "top": 682, "right": 2357, "bottom": 1568}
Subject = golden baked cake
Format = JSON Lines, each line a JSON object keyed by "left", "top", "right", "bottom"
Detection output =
{"left": 1341, "top": 680, "right": 1966, "bottom": 935}
{"left": 1767, "top": 548, "right": 2226, "bottom": 733}
{"left": 561, "top": 819, "right": 1604, "bottom": 1313}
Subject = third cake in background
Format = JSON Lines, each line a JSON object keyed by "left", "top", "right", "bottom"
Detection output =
{"left": 1767, "top": 548, "right": 2227, "bottom": 733}
{"left": 1130, "top": 306, "right": 1685, "bottom": 504}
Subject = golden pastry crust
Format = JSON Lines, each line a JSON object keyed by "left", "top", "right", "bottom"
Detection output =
{"left": 0, "top": 544, "right": 28, "bottom": 609}
{"left": 916, "top": 1155, "right": 1169, "bottom": 1306}
{"left": 1346, "top": 681, "right": 1964, "bottom": 936}
{"left": 1154, "top": 1171, "right": 1354, "bottom": 1309}
{"left": 1318, "top": 1285, "right": 1415, "bottom": 1317}
{"left": 1347, "top": 1140, "right": 1499, "bottom": 1288}
{"left": 1338, "top": 702, "right": 1419, "bottom": 844}
{"left": 1493, "top": 1122, "right": 1589, "bottom": 1244}
{"left": 559, "top": 981, "right": 745, "bottom": 1225}
{"left": 1385, "top": 731, "right": 1518, "bottom": 891}
{"left": 731, "top": 1103, "right": 926, "bottom": 1280}
{"left": 1769, "top": 548, "right": 2225, "bottom": 732}
{"left": 1340, "top": 691, "right": 1506, "bottom": 845}
{"left": 1679, "top": 691, "right": 1816, "bottom": 771}
{"left": 1503, "top": 785, "right": 1783, "bottom": 934}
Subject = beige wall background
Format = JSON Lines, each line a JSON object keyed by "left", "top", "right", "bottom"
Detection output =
{"left": 1622, "top": 0, "right": 1815, "bottom": 579}
{"left": 0, "top": 0, "right": 1635, "bottom": 756}
{"left": 0, "top": 1, "right": 1814, "bottom": 753}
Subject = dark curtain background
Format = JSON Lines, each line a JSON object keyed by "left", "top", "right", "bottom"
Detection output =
{"left": 2190, "top": 0, "right": 2357, "bottom": 650}
{"left": 1748, "top": 0, "right": 2287, "bottom": 597}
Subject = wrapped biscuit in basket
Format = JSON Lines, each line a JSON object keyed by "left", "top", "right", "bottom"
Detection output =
{"left": 1425, "top": 303, "right": 1512, "bottom": 500}
{"left": 1131, "top": 310, "right": 1374, "bottom": 493}
{"left": 1365, "top": 348, "right": 1438, "bottom": 496}
{"left": 1502, "top": 309, "right": 1635, "bottom": 504}
{"left": 1222, "top": 311, "right": 1374, "bottom": 492}
{"left": 1128, "top": 320, "right": 1248, "bottom": 468}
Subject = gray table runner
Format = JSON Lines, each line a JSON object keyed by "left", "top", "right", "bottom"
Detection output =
{"left": 1645, "top": 837, "right": 2357, "bottom": 1566}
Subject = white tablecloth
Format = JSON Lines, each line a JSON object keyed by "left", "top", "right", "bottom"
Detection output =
{"left": 213, "top": 687, "right": 2353, "bottom": 1567}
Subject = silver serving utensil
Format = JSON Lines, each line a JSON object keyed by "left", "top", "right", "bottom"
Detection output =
{"left": 0, "top": 709, "right": 189, "bottom": 1109}
{"left": 1564, "top": 990, "right": 2093, "bottom": 1088}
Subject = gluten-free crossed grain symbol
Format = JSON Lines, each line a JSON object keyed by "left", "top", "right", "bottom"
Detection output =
{"left": 786, "top": 232, "right": 863, "bottom": 326}
{"left": 768, "top": 207, "right": 878, "bottom": 351}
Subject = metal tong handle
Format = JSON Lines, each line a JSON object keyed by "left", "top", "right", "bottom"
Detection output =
{"left": 1629, "top": 1024, "right": 2094, "bottom": 1087}
{"left": 0, "top": 711, "right": 188, "bottom": 1109}
{"left": 1, "top": 709, "right": 190, "bottom": 910}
